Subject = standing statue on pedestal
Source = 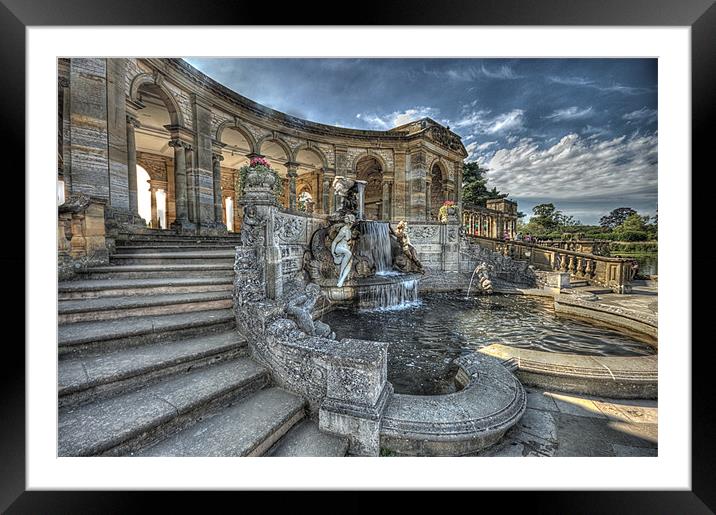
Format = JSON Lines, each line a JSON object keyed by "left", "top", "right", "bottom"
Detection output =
{"left": 331, "top": 213, "right": 355, "bottom": 288}
{"left": 393, "top": 220, "right": 424, "bottom": 273}
{"left": 332, "top": 176, "right": 357, "bottom": 216}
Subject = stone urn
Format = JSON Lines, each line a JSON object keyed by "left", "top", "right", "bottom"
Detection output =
{"left": 245, "top": 167, "right": 277, "bottom": 189}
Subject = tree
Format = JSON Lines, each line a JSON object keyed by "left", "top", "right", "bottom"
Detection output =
{"left": 613, "top": 213, "right": 650, "bottom": 241}
{"left": 462, "top": 161, "right": 507, "bottom": 206}
{"left": 530, "top": 203, "right": 561, "bottom": 233}
{"left": 599, "top": 207, "right": 637, "bottom": 230}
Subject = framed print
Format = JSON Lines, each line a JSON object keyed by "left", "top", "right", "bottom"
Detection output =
{"left": 4, "top": 0, "right": 714, "bottom": 511}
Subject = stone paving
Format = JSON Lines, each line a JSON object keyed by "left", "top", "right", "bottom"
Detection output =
{"left": 477, "top": 387, "right": 657, "bottom": 457}
{"left": 572, "top": 282, "right": 658, "bottom": 317}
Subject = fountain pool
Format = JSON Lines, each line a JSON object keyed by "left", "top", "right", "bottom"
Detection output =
{"left": 321, "top": 292, "right": 656, "bottom": 395}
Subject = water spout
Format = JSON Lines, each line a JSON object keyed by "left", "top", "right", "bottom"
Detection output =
{"left": 356, "top": 221, "right": 394, "bottom": 274}
{"left": 466, "top": 265, "right": 480, "bottom": 299}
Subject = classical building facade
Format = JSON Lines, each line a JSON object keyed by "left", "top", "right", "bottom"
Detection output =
{"left": 462, "top": 199, "right": 519, "bottom": 240}
{"left": 57, "top": 58, "right": 475, "bottom": 235}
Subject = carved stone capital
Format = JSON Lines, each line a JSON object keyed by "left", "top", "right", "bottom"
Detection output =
{"left": 126, "top": 114, "right": 141, "bottom": 129}
{"left": 168, "top": 138, "right": 190, "bottom": 150}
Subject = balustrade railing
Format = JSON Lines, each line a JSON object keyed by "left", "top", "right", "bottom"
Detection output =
{"left": 468, "top": 235, "right": 634, "bottom": 293}
{"left": 536, "top": 239, "right": 611, "bottom": 256}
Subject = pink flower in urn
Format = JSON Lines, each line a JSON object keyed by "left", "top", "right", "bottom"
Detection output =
{"left": 250, "top": 156, "right": 271, "bottom": 168}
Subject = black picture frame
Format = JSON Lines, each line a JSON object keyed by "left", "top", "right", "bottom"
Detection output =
{"left": 3, "top": 0, "right": 712, "bottom": 511}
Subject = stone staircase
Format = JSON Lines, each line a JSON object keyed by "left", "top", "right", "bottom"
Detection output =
{"left": 58, "top": 233, "right": 348, "bottom": 457}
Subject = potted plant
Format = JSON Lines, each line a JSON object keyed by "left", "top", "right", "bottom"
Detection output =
{"left": 438, "top": 200, "right": 457, "bottom": 223}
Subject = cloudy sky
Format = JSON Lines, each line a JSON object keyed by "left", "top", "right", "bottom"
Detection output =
{"left": 186, "top": 58, "right": 657, "bottom": 224}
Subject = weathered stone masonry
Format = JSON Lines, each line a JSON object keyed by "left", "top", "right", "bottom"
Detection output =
{"left": 58, "top": 58, "right": 473, "bottom": 237}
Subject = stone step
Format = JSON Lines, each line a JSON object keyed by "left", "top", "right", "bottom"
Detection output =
{"left": 58, "top": 357, "right": 269, "bottom": 456}
{"left": 58, "top": 291, "right": 234, "bottom": 324}
{"left": 266, "top": 419, "right": 349, "bottom": 457}
{"left": 58, "top": 309, "right": 235, "bottom": 355}
{"left": 110, "top": 252, "right": 235, "bottom": 266}
{"left": 77, "top": 264, "right": 234, "bottom": 279}
{"left": 58, "top": 277, "right": 232, "bottom": 300}
{"left": 135, "top": 387, "right": 306, "bottom": 457}
{"left": 59, "top": 331, "right": 248, "bottom": 408}
{"left": 569, "top": 280, "right": 589, "bottom": 287}
{"left": 115, "top": 245, "right": 239, "bottom": 254}
{"left": 117, "top": 235, "right": 243, "bottom": 245}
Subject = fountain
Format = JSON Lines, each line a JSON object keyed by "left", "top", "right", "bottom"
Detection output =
{"left": 303, "top": 176, "right": 424, "bottom": 309}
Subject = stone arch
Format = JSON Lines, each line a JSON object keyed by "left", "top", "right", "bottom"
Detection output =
{"left": 351, "top": 150, "right": 389, "bottom": 175}
{"left": 429, "top": 158, "right": 448, "bottom": 220}
{"left": 428, "top": 157, "right": 449, "bottom": 182}
{"left": 215, "top": 119, "right": 257, "bottom": 154}
{"left": 129, "top": 72, "right": 185, "bottom": 128}
{"left": 292, "top": 144, "right": 328, "bottom": 169}
{"left": 256, "top": 135, "right": 293, "bottom": 162}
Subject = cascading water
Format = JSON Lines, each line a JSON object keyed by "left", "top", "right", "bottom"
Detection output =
{"left": 356, "top": 221, "right": 394, "bottom": 275}
{"left": 358, "top": 277, "right": 419, "bottom": 309}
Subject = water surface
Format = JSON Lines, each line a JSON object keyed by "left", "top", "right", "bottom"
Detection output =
{"left": 322, "top": 293, "right": 656, "bottom": 395}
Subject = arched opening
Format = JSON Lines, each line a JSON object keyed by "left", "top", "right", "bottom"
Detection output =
{"left": 355, "top": 156, "right": 383, "bottom": 221}
{"left": 155, "top": 189, "right": 167, "bottom": 229}
{"left": 225, "top": 197, "right": 234, "bottom": 232}
{"left": 134, "top": 84, "right": 176, "bottom": 227}
{"left": 136, "top": 164, "right": 152, "bottom": 227}
{"left": 295, "top": 148, "right": 325, "bottom": 213}
{"left": 219, "top": 127, "right": 252, "bottom": 232}
{"left": 298, "top": 188, "right": 314, "bottom": 213}
{"left": 430, "top": 162, "right": 445, "bottom": 220}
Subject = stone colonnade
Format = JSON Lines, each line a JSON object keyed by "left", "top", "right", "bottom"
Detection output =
{"left": 57, "top": 58, "right": 468, "bottom": 235}
{"left": 462, "top": 200, "right": 519, "bottom": 240}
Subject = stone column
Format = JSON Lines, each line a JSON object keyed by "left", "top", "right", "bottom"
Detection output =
{"left": 425, "top": 181, "right": 432, "bottom": 221}
{"left": 322, "top": 167, "right": 335, "bottom": 215}
{"left": 169, "top": 139, "right": 190, "bottom": 226}
{"left": 212, "top": 152, "right": 224, "bottom": 223}
{"left": 126, "top": 114, "right": 141, "bottom": 214}
{"left": 354, "top": 180, "right": 367, "bottom": 220}
{"left": 185, "top": 144, "right": 197, "bottom": 223}
{"left": 285, "top": 162, "right": 299, "bottom": 211}
{"left": 382, "top": 180, "right": 393, "bottom": 221}
{"left": 150, "top": 186, "right": 158, "bottom": 228}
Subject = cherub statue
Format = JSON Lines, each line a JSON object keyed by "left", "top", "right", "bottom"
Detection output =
{"left": 331, "top": 213, "right": 355, "bottom": 288}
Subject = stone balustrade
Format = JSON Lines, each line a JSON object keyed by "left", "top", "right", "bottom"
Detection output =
{"left": 58, "top": 194, "right": 109, "bottom": 280}
{"left": 536, "top": 239, "right": 611, "bottom": 256}
{"left": 468, "top": 235, "right": 634, "bottom": 294}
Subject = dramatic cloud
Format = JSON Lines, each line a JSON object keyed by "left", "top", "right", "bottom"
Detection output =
{"left": 430, "top": 63, "right": 522, "bottom": 81}
{"left": 623, "top": 107, "right": 658, "bottom": 125}
{"left": 548, "top": 75, "right": 654, "bottom": 95}
{"left": 356, "top": 106, "right": 442, "bottom": 130}
{"left": 186, "top": 57, "right": 657, "bottom": 222}
{"left": 544, "top": 106, "right": 594, "bottom": 121}
{"left": 455, "top": 109, "right": 525, "bottom": 135}
{"left": 480, "top": 133, "right": 658, "bottom": 204}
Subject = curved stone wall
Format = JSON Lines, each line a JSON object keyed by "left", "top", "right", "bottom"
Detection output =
{"left": 58, "top": 58, "right": 468, "bottom": 235}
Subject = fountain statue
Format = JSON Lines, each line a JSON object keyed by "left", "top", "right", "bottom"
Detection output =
{"left": 331, "top": 213, "right": 355, "bottom": 288}
{"left": 303, "top": 187, "right": 424, "bottom": 308}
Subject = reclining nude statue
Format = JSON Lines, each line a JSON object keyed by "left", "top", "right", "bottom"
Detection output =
{"left": 284, "top": 283, "right": 335, "bottom": 339}
{"left": 331, "top": 213, "right": 355, "bottom": 288}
